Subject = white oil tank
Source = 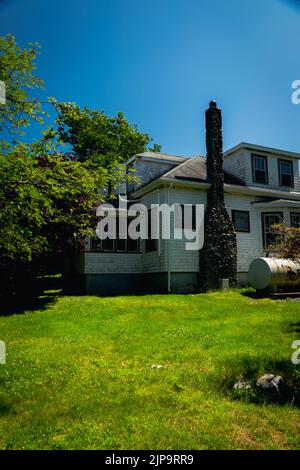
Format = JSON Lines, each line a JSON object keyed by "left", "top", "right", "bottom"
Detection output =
{"left": 248, "top": 258, "right": 300, "bottom": 291}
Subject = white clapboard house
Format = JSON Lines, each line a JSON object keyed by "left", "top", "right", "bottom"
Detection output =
{"left": 73, "top": 142, "right": 300, "bottom": 295}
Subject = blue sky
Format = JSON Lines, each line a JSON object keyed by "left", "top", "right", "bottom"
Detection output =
{"left": 0, "top": 0, "right": 300, "bottom": 156}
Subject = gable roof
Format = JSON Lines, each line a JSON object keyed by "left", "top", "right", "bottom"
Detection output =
{"left": 161, "top": 156, "right": 245, "bottom": 186}
{"left": 224, "top": 142, "right": 300, "bottom": 160}
{"left": 126, "top": 151, "right": 187, "bottom": 165}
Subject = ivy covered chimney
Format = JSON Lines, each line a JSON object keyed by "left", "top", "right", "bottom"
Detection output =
{"left": 202, "top": 100, "right": 237, "bottom": 289}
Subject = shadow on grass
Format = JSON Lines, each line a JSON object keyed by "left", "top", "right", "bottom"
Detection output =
{"left": 0, "top": 274, "right": 62, "bottom": 317}
{"left": 215, "top": 357, "right": 300, "bottom": 408}
{"left": 0, "top": 404, "right": 11, "bottom": 416}
{"left": 286, "top": 322, "right": 300, "bottom": 334}
{"left": 241, "top": 290, "right": 270, "bottom": 299}
{"left": 0, "top": 292, "right": 59, "bottom": 317}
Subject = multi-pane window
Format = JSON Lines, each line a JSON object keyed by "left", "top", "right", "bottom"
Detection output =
{"left": 291, "top": 212, "right": 300, "bottom": 228}
{"left": 232, "top": 210, "right": 250, "bottom": 233}
{"left": 262, "top": 212, "right": 283, "bottom": 248}
{"left": 91, "top": 216, "right": 139, "bottom": 253}
{"left": 252, "top": 155, "right": 268, "bottom": 184}
{"left": 278, "top": 159, "right": 293, "bottom": 187}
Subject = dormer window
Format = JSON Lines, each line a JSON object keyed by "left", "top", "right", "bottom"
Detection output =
{"left": 278, "top": 159, "right": 293, "bottom": 187}
{"left": 252, "top": 154, "right": 268, "bottom": 184}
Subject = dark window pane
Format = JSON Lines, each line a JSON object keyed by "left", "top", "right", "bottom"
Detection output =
{"left": 281, "top": 174, "right": 292, "bottom": 186}
{"left": 279, "top": 160, "right": 293, "bottom": 187}
{"left": 255, "top": 170, "right": 267, "bottom": 184}
{"left": 255, "top": 157, "right": 266, "bottom": 171}
{"left": 116, "top": 238, "right": 126, "bottom": 252}
{"left": 128, "top": 238, "right": 139, "bottom": 252}
{"left": 232, "top": 211, "right": 250, "bottom": 232}
{"left": 253, "top": 155, "right": 268, "bottom": 184}
{"left": 291, "top": 213, "right": 300, "bottom": 228}
{"left": 93, "top": 215, "right": 143, "bottom": 253}
{"left": 146, "top": 239, "right": 157, "bottom": 252}
{"left": 263, "top": 213, "right": 282, "bottom": 247}
{"left": 146, "top": 210, "right": 157, "bottom": 252}
{"left": 102, "top": 238, "right": 114, "bottom": 252}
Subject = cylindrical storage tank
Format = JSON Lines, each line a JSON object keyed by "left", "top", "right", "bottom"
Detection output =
{"left": 248, "top": 258, "right": 300, "bottom": 291}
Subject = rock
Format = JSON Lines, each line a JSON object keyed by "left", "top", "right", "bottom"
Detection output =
{"left": 256, "top": 374, "right": 283, "bottom": 392}
{"left": 233, "top": 378, "right": 252, "bottom": 390}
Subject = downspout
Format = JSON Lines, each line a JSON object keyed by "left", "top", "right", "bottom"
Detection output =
{"left": 167, "top": 183, "right": 173, "bottom": 293}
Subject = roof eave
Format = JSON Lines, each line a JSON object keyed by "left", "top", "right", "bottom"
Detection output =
{"left": 132, "top": 177, "right": 300, "bottom": 200}
{"left": 224, "top": 142, "right": 300, "bottom": 160}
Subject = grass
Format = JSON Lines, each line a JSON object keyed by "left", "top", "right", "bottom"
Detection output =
{"left": 0, "top": 289, "right": 300, "bottom": 450}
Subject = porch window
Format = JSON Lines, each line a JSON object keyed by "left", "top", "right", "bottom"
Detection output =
{"left": 291, "top": 212, "right": 300, "bottom": 228}
{"left": 252, "top": 154, "right": 268, "bottom": 184}
{"left": 278, "top": 159, "right": 293, "bottom": 187}
{"left": 232, "top": 210, "right": 250, "bottom": 232}
{"left": 91, "top": 216, "right": 139, "bottom": 253}
{"left": 262, "top": 212, "right": 283, "bottom": 248}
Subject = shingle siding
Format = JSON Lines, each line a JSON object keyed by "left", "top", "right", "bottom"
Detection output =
{"left": 224, "top": 150, "right": 300, "bottom": 192}
{"left": 82, "top": 187, "right": 300, "bottom": 278}
{"left": 225, "top": 193, "right": 264, "bottom": 272}
{"left": 80, "top": 147, "right": 300, "bottom": 288}
{"left": 83, "top": 252, "right": 142, "bottom": 274}
{"left": 168, "top": 187, "right": 206, "bottom": 273}
{"left": 129, "top": 159, "right": 176, "bottom": 192}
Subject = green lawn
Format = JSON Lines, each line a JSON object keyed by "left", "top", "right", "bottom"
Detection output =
{"left": 0, "top": 289, "right": 300, "bottom": 450}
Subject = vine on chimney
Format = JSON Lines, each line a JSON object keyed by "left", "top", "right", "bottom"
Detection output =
{"left": 201, "top": 101, "right": 238, "bottom": 289}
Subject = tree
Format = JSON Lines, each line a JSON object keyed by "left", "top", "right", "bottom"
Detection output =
{"left": 0, "top": 141, "right": 108, "bottom": 263}
{"left": 269, "top": 224, "right": 300, "bottom": 259}
{"left": 55, "top": 102, "right": 161, "bottom": 168}
{"left": 0, "top": 34, "right": 46, "bottom": 150}
{"left": 0, "top": 35, "right": 160, "bottom": 297}
{"left": 202, "top": 101, "right": 237, "bottom": 289}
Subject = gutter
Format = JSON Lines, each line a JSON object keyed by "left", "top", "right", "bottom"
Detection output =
{"left": 223, "top": 183, "right": 300, "bottom": 200}
{"left": 132, "top": 177, "right": 300, "bottom": 201}
{"left": 167, "top": 183, "right": 173, "bottom": 293}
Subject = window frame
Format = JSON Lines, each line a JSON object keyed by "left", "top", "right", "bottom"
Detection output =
{"left": 261, "top": 211, "right": 283, "bottom": 249}
{"left": 231, "top": 210, "right": 250, "bottom": 233}
{"left": 278, "top": 159, "right": 294, "bottom": 188}
{"left": 290, "top": 212, "right": 300, "bottom": 228}
{"left": 251, "top": 154, "right": 269, "bottom": 185}
{"left": 91, "top": 216, "right": 140, "bottom": 254}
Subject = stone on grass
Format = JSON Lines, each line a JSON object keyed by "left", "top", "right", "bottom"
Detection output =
{"left": 233, "top": 378, "right": 252, "bottom": 390}
{"left": 256, "top": 374, "right": 283, "bottom": 392}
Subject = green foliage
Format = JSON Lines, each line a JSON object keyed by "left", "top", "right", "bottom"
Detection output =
{"left": 55, "top": 102, "right": 161, "bottom": 166}
{"left": 0, "top": 290, "right": 300, "bottom": 449}
{"left": 0, "top": 142, "right": 108, "bottom": 262}
{"left": 269, "top": 224, "right": 300, "bottom": 259}
{"left": 0, "top": 35, "right": 159, "bottom": 265}
{"left": 0, "top": 34, "right": 45, "bottom": 149}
